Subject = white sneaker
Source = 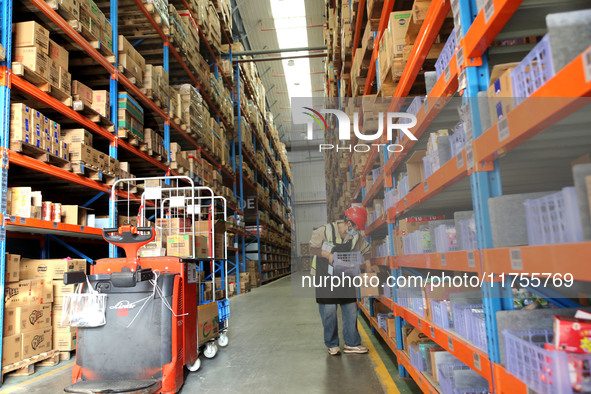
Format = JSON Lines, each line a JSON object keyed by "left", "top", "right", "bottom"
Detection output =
{"left": 344, "top": 345, "right": 368, "bottom": 354}
{"left": 327, "top": 347, "right": 341, "bottom": 356}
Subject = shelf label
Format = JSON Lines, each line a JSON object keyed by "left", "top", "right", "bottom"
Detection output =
{"left": 430, "top": 326, "right": 435, "bottom": 338}
{"left": 467, "top": 251, "right": 476, "bottom": 268}
{"left": 458, "top": 70, "right": 467, "bottom": 92}
{"left": 53, "top": 222, "right": 58, "bottom": 228}
{"left": 584, "top": 47, "right": 591, "bottom": 82}
{"left": 424, "top": 181, "right": 428, "bottom": 192}
{"left": 474, "top": 352, "right": 482, "bottom": 370}
{"left": 498, "top": 116, "right": 510, "bottom": 141}
{"left": 80, "top": 226, "right": 85, "bottom": 232}
{"left": 424, "top": 97, "right": 429, "bottom": 112}
{"left": 444, "top": 65, "right": 451, "bottom": 82}
{"left": 456, "top": 47, "right": 464, "bottom": 68}
{"left": 448, "top": 337, "right": 454, "bottom": 351}
{"left": 464, "top": 119, "right": 473, "bottom": 142}
{"left": 418, "top": 319, "right": 422, "bottom": 329}
{"left": 456, "top": 152, "right": 464, "bottom": 169}
{"left": 484, "top": 0, "right": 494, "bottom": 23}
{"left": 510, "top": 248, "right": 523, "bottom": 270}
{"left": 441, "top": 253, "right": 446, "bottom": 266}
{"left": 404, "top": 198, "right": 407, "bottom": 207}
{"left": 418, "top": 377, "right": 422, "bottom": 386}
{"left": 466, "top": 143, "right": 475, "bottom": 170}
{"left": 19, "top": 217, "right": 26, "bottom": 224}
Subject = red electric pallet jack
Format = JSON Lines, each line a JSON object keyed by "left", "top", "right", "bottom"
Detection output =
{"left": 63, "top": 225, "right": 202, "bottom": 394}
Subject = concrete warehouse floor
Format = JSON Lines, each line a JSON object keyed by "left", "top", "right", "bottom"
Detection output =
{"left": 1, "top": 273, "right": 419, "bottom": 393}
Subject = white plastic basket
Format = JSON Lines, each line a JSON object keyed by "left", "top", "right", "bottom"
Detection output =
{"left": 60, "top": 280, "right": 107, "bottom": 327}
{"left": 333, "top": 252, "right": 362, "bottom": 276}
{"left": 524, "top": 187, "right": 583, "bottom": 245}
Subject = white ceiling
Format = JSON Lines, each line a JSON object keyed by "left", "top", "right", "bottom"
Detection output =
{"left": 236, "top": 0, "right": 326, "bottom": 147}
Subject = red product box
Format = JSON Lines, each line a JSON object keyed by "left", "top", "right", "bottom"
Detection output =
{"left": 554, "top": 315, "right": 591, "bottom": 354}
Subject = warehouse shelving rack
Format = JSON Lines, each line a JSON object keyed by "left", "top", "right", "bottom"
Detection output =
{"left": 0, "top": 0, "right": 294, "bottom": 382}
{"left": 230, "top": 55, "right": 293, "bottom": 287}
{"left": 329, "top": 0, "right": 591, "bottom": 392}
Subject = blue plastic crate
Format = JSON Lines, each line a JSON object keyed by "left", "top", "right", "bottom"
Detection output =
{"left": 504, "top": 329, "right": 591, "bottom": 394}
{"left": 217, "top": 299, "right": 230, "bottom": 322}
{"left": 452, "top": 304, "right": 482, "bottom": 339}
{"left": 511, "top": 34, "right": 555, "bottom": 106}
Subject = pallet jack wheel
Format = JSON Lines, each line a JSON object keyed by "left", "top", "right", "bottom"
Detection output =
{"left": 218, "top": 332, "right": 229, "bottom": 347}
{"left": 203, "top": 342, "right": 218, "bottom": 359}
{"left": 186, "top": 357, "right": 201, "bottom": 372}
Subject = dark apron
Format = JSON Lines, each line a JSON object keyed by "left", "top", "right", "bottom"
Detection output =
{"left": 316, "top": 235, "right": 358, "bottom": 305}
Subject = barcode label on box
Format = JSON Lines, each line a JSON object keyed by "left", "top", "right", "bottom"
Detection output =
{"left": 583, "top": 47, "right": 591, "bottom": 82}
{"left": 457, "top": 152, "right": 464, "bottom": 168}
{"left": 448, "top": 337, "right": 454, "bottom": 351}
{"left": 456, "top": 47, "right": 464, "bottom": 68}
{"left": 467, "top": 251, "right": 476, "bottom": 267}
{"left": 510, "top": 248, "right": 523, "bottom": 270}
{"left": 474, "top": 352, "right": 482, "bottom": 370}
{"left": 466, "top": 143, "right": 475, "bottom": 169}
{"left": 498, "top": 116, "right": 509, "bottom": 141}
{"left": 444, "top": 65, "right": 451, "bottom": 82}
{"left": 484, "top": 0, "right": 494, "bottom": 23}
{"left": 441, "top": 253, "right": 446, "bottom": 266}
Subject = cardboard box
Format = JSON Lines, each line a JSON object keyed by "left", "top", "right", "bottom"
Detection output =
{"left": 59, "top": 67, "right": 72, "bottom": 94}
{"left": 20, "top": 258, "right": 86, "bottom": 280}
{"left": 386, "top": 318, "right": 397, "bottom": 338}
{"left": 5, "top": 253, "right": 21, "bottom": 283}
{"left": 61, "top": 128, "right": 93, "bottom": 145}
{"left": 167, "top": 234, "right": 194, "bottom": 257}
{"left": 197, "top": 302, "right": 219, "bottom": 345}
{"left": 53, "top": 328, "right": 76, "bottom": 351}
{"left": 52, "top": 0, "right": 80, "bottom": 20}
{"left": 68, "top": 142, "right": 93, "bottom": 163}
{"left": 21, "top": 327, "right": 52, "bottom": 359}
{"left": 194, "top": 235, "right": 209, "bottom": 258}
{"left": 14, "top": 21, "right": 50, "bottom": 53}
{"left": 48, "top": 39, "right": 69, "bottom": 70}
{"left": 10, "top": 103, "right": 33, "bottom": 144}
{"left": 8, "top": 187, "right": 32, "bottom": 218}
{"left": 359, "top": 273, "right": 380, "bottom": 297}
{"left": 4, "top": 279, "right": 52, "bottom": 308}
{"left": 2, "top": 334, "right": 22, "bottom": 366}
{"left": 91, "top": 90, "right": 110, "bottom": 118}
{"left": 386, "top": 11, "right": 412, "bottom": 57}
{"left": 72, "top": 80, "right": 93, "bottom": 107}
{"left": 14, "top": 47, "right": 49, "bottom": 81}
{"left": 402, "top": 324, "right": 431, "bottom": 351}
{"left": 61, "top": 205, "right": 90, "bottom": 226}
{"left": 406, "top": 150, "right": 427, "bottom": 189}
{"left": 47, "top": 58, "right": 60, "bottom": 88}
{"left": 487, "top": 63, "right": 519, "bottom": 124}
{"left": 7, "top": 304, "right": 52, "bottom": 334}
{"left": 52, "top": 280, "right": 76, "bottom": 304}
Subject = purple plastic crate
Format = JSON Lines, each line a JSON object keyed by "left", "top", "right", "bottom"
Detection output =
{"left": 450, "top": 124, "right": 466, "bottom": 157}
{"left": 439, "top": 363, "right": 471, "bottom": 394}
{"left": 409, "top": 345, "right": 427, "bottom": 372}
{"left": 524, "top": 186, "right": 583, "bottom": 246}
{"left": 452, "top": 304, "right": 482, "bottom": 339}
{"left": 469, "top": 310, "right": 487, "bottom": 352}
{"left": 504, "top": 329, "right": 591, "bottom": 394}
{"left": 511, "top": 34, "right": 555, "bottom": 106}
{"left": 430, "top": 299, "right": 452, "bottom": 329}
{"left": 406, "top": 96, "right": 425, "bottom": 116}
{"left": 435, "top": 29, "right": 457, "bottom": 79}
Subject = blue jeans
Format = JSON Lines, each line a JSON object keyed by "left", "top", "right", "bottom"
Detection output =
{"left": 318, "top": 302, "right": 361, "bottom": 348}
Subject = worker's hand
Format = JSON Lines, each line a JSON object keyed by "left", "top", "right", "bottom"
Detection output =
{"left": 322, "top": 250, "right": 334, "bottom": 263}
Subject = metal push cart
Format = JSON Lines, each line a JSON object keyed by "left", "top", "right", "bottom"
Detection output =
{"left": 119, "top": 176, "right": 231, "bottom": 356}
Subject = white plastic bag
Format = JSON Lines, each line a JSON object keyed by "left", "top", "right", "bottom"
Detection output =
{"left": 60, "top": 278, "right": 107, "bottom": 327}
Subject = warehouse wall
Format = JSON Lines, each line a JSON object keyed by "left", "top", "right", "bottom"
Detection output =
{"left": 289, "top": 150, "right": 327, "bottom": 255}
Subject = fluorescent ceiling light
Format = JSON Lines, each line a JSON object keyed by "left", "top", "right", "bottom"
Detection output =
{"left": 270, "top": 0, "right": 313, "bottom": 100}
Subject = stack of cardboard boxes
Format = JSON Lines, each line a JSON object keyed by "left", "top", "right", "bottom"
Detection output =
{"left": 10, "top": 103, "right": 69, "bottom": 161}
{"left": 143, "top": 65, "right": 170, "bottom": 109}
{"left": 2, "top": 257, "right": 86, "bottom": 367}
{"left": 63, "top": 128, "right": 120, "bottom": 176}
{"left": 245, "top": 260, "right": 260, "bottom": 288}
{"left": 13, "top": 21, "right": 72, "bottom": 96}
{"left": 175, "top": 84, "right": 209, "bottom": 140}
{"left": 117, "top": 35, "right": 145, "bottom": 86}
{"left": 118, "top": 92, "right": 145, "bottom": 140}
{"left": 78, "top": 0, "right": 114, "bottom": 53}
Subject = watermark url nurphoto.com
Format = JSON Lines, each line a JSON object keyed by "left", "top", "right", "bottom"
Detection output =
{"left": 301, "top": 272, "right": 575, "bottom": 292}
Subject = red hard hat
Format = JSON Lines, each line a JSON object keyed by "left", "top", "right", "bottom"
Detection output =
{"left": 345, "top": 206, "right": 367, "bottom": 231}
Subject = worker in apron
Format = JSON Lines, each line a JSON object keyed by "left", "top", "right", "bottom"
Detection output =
{"left": 309, "top": 206, "right": 371, "bottom": 356}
